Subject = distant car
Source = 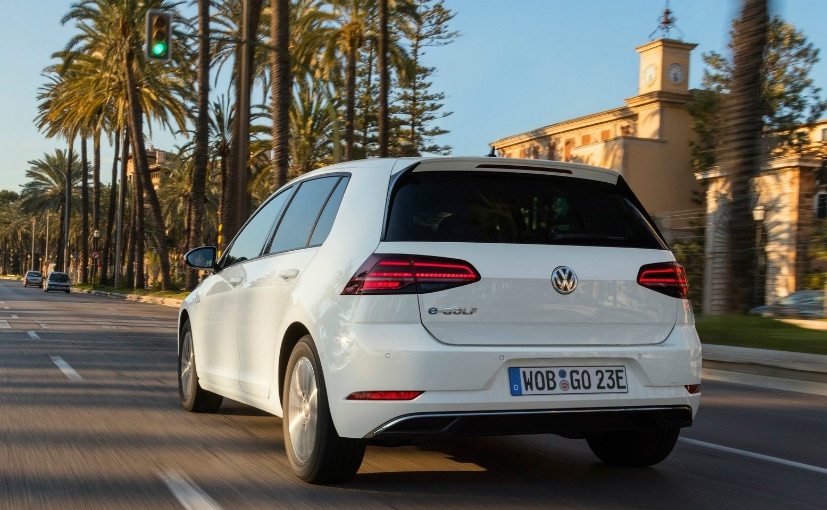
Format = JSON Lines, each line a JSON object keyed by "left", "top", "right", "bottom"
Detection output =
{"left": 179, "top": 156, "right": 701, "bottom": 484}
{"left": 43, "top": 272, "right": 71, "bottom": 293}
{"left": 749, "top": 290, "right": 825, "bottom": 319}
{"left": 23, "top": 270, "right": 43, "bottom": 288}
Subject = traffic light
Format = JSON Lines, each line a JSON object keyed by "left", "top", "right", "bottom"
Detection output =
{"left": 145, "top": 10, "right": 171, "bottom": 62}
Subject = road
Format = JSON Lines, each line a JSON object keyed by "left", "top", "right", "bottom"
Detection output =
{"left": 1, "top": 279, "right": 825, "bottom": 509}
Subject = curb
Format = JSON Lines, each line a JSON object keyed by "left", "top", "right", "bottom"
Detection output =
{"left": 83, "top": 289, "right": 183, "bottom": 308}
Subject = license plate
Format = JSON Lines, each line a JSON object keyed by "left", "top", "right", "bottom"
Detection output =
{"left": 509, "top": 366, "right": 628, "bottom": 396}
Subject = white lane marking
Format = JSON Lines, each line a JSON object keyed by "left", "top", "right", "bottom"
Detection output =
{"left": 0, "top": 320, "right": 9, "bottom": 329}
{"left": 49, "top": 356, "right": 83, "bottom": 381}
{"left": 680, "top": 437, "right": 827, "bottom": 475}
{"left": 28, "top": 331, "right": 40, "bottom": 340}
{"left": 159, "top": 470, "right": 223, "bottom": 510}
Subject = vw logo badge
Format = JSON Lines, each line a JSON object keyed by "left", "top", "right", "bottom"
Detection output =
{"left": 551, "top": 266, "right": 578, "bottom": 295}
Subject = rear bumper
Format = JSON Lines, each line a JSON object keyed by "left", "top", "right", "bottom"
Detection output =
{"left": 366, "top": 405, "right": 693, "bottom": 445}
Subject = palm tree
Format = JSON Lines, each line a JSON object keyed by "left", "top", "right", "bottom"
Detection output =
{"left": 324, "top": 0, "right": 374, "bottom": 161}
{"left": 18, "top": 150, "right": 82, "bottom": 273}
{"left": 60, "top": 0, "right": 193, "bottom": 290}
{"left": 289, "top": 77, "right": 338, "bottom": 174}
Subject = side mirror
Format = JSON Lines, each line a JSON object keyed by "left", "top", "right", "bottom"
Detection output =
{"left": 184, "top": 246, "right": 217, "bottom": 271}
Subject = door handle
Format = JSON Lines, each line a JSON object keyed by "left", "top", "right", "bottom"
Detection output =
{"left": 279, "top": 269, "right": 299, "bottom": 281}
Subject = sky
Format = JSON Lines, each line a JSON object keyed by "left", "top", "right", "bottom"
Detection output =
{"left": 2, "top": 0, "right": 827, "bottom": 192}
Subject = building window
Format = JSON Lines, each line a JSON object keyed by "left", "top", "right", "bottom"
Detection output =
{"left": 601, "top": 129, "right": 611, "bottom": 141}
{"left": 817, "top": 192, "right": 827, "bottom": 219}
{"left": 821, "top": 128, "right": 827, "bottom": 142}
{"left": 620, "top": 125, "right": 632, "bottom": 136}
{"left": 581, "top": 134, "right": 591, "bottom": 145}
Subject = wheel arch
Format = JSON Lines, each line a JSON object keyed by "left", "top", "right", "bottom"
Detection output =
{"left": 177, "top": 309, "right": 191, "bottom": 355}
{"left": 278, "top": 322, "right": 311, "bottom": 406}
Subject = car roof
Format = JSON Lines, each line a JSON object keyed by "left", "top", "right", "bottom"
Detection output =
{"left": 297, "top": 157, "right": 620, "bottom": 184}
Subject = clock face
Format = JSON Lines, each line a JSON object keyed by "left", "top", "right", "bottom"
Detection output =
{"left": 667, "top": 63, "right": 685, "bottom": 84}
{"left": 644, "top": 64, "right": 657, "bottom": 86}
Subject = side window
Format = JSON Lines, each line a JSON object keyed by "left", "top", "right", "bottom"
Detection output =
{"left": 268, "top": 176, "right": 341, "bottom": 254}
{"left": 223, "top": 189, "right": 292, "bottom": 267}
{"left": 309, "top": 177, "right": 349, "bottom": 247}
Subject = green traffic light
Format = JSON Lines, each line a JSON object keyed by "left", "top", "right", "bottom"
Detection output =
{"left": 152, "top": 41, "right": 168, "bottom": 57}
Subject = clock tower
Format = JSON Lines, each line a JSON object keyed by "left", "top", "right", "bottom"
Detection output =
{"left": 636, "top": 38, "right": 696, "bottom": 95}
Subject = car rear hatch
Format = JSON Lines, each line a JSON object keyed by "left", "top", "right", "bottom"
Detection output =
{"left": 376, "top": 159, "right": 683, "bottom": 348}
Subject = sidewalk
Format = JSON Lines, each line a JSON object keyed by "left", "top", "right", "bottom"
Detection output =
{"left": 703, "top": 344, "right": 827, "bottom": 396}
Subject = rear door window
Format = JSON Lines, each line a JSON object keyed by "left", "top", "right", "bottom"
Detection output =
{"left": 385, "top": 170, "right": 665, "bottom": 249}
{"left": 268, "top": 175, "right": 347, "bottom": 254}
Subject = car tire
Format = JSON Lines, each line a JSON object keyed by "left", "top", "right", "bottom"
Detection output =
{"left": 283, "top": 335, "right": 365, "bottom": 484}
{"left": 178, "top": 320, "right": 223, "bottom": 413}
{"left": 586, "top": 428, "right": 680, "bottom": 467}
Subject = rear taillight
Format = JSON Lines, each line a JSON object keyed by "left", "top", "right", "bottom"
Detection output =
{"left": 637, "top": 262, "right": 689, "bottom": 299}
{"left": 342, "top": 254, "right": 480, "bottom": 295}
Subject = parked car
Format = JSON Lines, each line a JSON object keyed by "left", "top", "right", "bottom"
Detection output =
{"left": 43, "top": 271, "right": 71, "bottom": 293}
{"left": 23, "top": 270, "right": 43, "bottom": 287}
{"left": 749, "top": 290, "right": 825, "bottom": 319}
{"left": 178, "top": 157, "right": 702, "bottom": 484}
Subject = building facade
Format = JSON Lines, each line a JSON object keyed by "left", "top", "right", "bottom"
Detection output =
{"left": 491, "top": 38, "right": 702, "bottom": 244}
{"left": 491, "top": 35, "right": 827, "bottom": 313}
{"left": 697, "top": 125, "right": 827, "bottom": 313}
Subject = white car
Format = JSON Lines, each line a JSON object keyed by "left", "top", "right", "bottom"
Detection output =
{"left": 179, "top": 157, "right": 701, "bottom": 484}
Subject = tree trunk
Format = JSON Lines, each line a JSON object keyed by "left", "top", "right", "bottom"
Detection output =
{"left": 124, "top": 49, "right": 173, "bottom": 290}
{"left": 722, "top": 0, "right": 769, "bottom": 313}
{"left": 377, "top": 0, "right": 389, "bottom": 157}
{"left": 101, "top": 128, "right": 121, "bottom": 285}
{"left": 132, "top": 156, "right": 145, "bottom": 289}
{"left": 60, "top": 139, "right": 74, "bottom": 273}
{"left": 345, "top": 43, "right": 358, "bottom": 161}
{"left": 187, "top": 0, "right": 212, "bottom": 291}
{"left": 270, "top": 0, "right": 290, "bottom": 189}
{"left": 81, "top": 136, "right": 89, "bottom": 284}
{"left": 93, "top": 131, "right": 101, "bottom": 282}
{"left": 223, "top": 0, "right": 263, "bottom": 245}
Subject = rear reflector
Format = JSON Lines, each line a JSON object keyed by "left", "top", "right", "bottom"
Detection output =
{"left": 346, "top": 391, "right": 423, "bottom": 401}
{"left": 342, "top": 254, "right": 480, "bottom": 295}
{"left": 637, "top": 262, "right": 689, "bottom": 299}
{"left": 685, "top": 384, "right": 701, "bottom": 395}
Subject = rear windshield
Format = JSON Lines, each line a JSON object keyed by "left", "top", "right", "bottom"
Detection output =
{"left": 385, "top": 170, "right": 666, "bottom": 249}
{"left": 49, "top": 273, "right": 70, "bottom": 282}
